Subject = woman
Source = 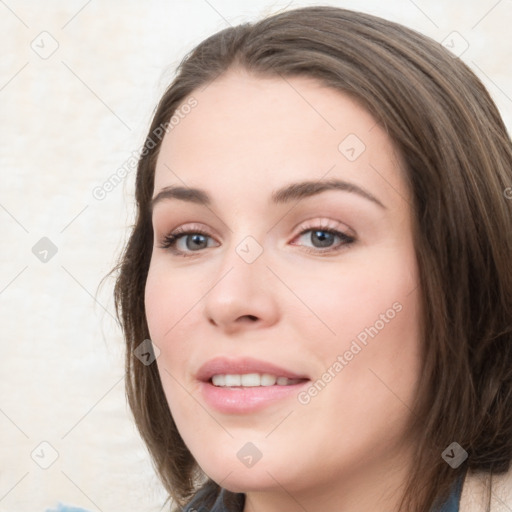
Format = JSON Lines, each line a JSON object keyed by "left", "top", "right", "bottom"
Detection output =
{"left": 113, "top": 6, "right": 512, "bottom": 512}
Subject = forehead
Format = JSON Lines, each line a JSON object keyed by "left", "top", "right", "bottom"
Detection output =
{"left": 154, "top": 68, "right": 408, "bottom": 207}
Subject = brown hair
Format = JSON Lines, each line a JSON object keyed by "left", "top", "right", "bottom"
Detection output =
{"left": 113, "top": 6, "right": 512, "bottom": 511}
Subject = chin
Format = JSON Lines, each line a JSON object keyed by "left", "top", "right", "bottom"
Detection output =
{"left": 194, "top": 447, "right": 297, "bottom": 492}
{"left": 212, "top": 468, "right": 284, "bottom": 493}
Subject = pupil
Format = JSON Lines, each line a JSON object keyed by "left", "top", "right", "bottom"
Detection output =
{"left": 312, "top": 230, "right": 334, "bottom": 248}
{"left": 187, "top": 234, "right": 207, "bottom": 250}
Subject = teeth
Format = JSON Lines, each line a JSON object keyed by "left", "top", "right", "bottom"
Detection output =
{"left": 261, "top": 373, "right": 277, "bottom": 386}
{"left": 224, "top": 374, "right": 241, "bottom": 386}
{"left": 241, "top": 373, "right": 261, "bottom": 387}
{"left": 211, "top": 373, "right": 300, "bottom": 387}
{"left": 212, "top": 375, "right": 225, "bottom": 386}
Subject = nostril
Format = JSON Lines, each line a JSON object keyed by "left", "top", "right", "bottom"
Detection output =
{"left": 244, "top": 315, "right": 258, "bottom": 322}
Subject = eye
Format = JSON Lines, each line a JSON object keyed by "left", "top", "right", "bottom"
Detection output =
{"left": 158, "top": 228, "right": 218, "bottom": 256}
{"left": 291, "top": 225, "right": 355, "bottom": 253}
{"left": 157, "top": 222, "right": 355, "bottom": 257}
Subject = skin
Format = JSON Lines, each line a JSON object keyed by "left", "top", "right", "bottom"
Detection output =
{"left": 145, "top": 68, "right": 423, "bottom": 512}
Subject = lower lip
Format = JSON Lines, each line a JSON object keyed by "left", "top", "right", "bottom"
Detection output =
{"left": 200, "top": 380, "right": 310, "bottom": 414}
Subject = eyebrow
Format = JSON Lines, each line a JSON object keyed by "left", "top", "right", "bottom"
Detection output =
{"left": 150, "top": 178, "right": 386, "bottom": 211}
{"left": 271, "top": 179, "right": 386, "bottom": 209}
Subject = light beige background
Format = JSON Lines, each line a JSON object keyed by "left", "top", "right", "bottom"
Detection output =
{"left": 1, "top": 1, "right": 511, "bottom": 511}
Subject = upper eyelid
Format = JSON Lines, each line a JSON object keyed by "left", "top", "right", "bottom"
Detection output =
{"left": 158, "top": 218, "right": 354, "bottom": 240}
{"left": 162, "top": 225, "right": 347, "bottom": 240}
{"left": 291, "top": 219, "right": 355, "bottom": 243}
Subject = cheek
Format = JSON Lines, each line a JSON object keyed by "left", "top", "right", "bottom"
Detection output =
{"left": 144, "top": 269, "right": 169, "bottom": 339}
{"left": 144, "top": 261, "right": 199, "bottom": 342}
{"left": 286, "top": 246, "right": 419, "bottom": 349}
{"left": 144, "top": 266, "right": 200, "bottom": 411}
{"left": 298, "top": 249, "right": 422, "bottom": 418}
{"left": 289, "top": 243, "right": 422, "bottom": 407}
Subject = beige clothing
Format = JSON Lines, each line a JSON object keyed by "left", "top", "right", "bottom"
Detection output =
{"left": 460, "top": 469, "right": 512, "bottom": 511}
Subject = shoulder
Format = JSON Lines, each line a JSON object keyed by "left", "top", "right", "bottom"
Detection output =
{"left": 460, "top": 466, "right": 512, "bottom": 511}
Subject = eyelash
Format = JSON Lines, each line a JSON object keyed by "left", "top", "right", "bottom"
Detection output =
{"left": 158, "top": 222, "right": 355, "bottom": 257}
{"left": 159, "top": 227, "right": 214, "bottom": 256}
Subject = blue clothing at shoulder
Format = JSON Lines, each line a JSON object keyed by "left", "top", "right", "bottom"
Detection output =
{"left": 45, "top": 472, "right": 464, "bottom": 512}
{"left": 45, "top": 504, "right": 92, "bottom": 512}
{"left": 183, "top": 472, "right": 465, "bottom": 512}
{"left": 435, "top": 472, "right": 465, "bottom": 512}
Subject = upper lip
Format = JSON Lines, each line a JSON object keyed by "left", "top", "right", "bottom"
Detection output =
{"left": 197, "top": 357, "right": 309, "bottom": 382}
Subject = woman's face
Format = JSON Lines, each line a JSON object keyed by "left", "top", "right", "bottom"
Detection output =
{"left": 145, "top": 69, "right": 423, "bottom": 506}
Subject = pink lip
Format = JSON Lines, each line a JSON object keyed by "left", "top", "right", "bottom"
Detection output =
{"left": 197, "top": 357, "right": 310, "bottom": 414}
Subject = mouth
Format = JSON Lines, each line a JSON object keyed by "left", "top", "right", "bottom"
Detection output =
{"left": 197, "top": 357, "right": 310, "bottom": 414}
{"left": 210, "top": 373, "right": 307, "bottom": 387}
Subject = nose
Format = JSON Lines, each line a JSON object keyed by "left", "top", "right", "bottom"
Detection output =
{"left": 203, "top": 241, "right": 280, "bottom": 335}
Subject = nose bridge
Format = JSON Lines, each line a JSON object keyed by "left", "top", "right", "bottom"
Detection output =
{"left": 211, "top": 233, "right": 267, "bottom": 299}
{"left": 202, "top": 232, "right": 278, "bottom": 331}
